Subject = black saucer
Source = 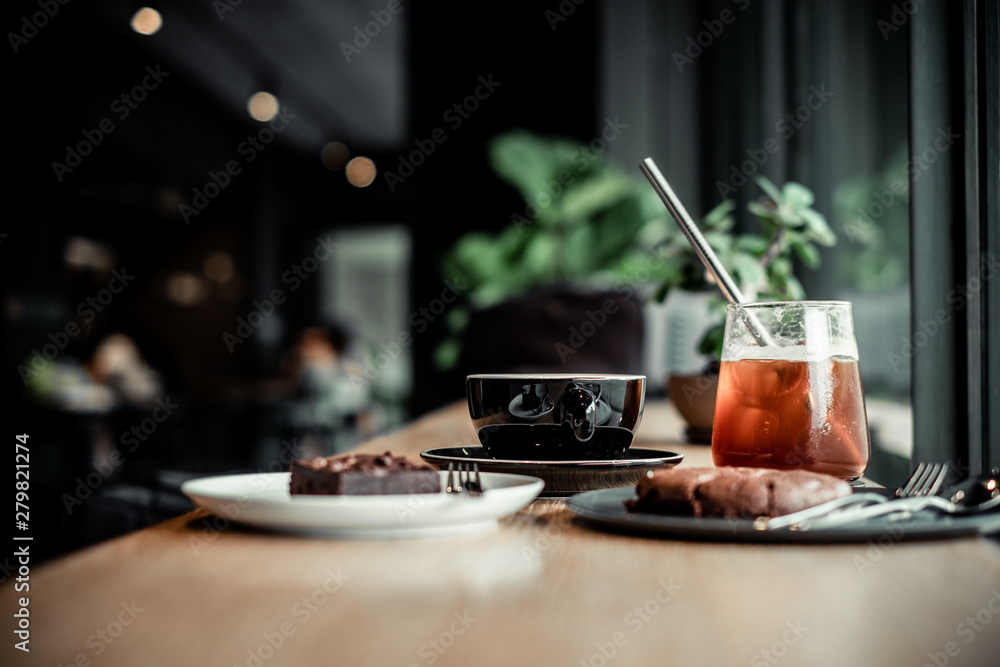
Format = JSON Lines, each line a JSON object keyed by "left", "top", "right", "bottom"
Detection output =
{"left": 419, "top": 446, "right": 683, "bottom": 498}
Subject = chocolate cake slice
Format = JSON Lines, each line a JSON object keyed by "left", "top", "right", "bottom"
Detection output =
{"left": 289, "top": 451, "right": 441, "bottom": 496}
{"left": 624, "top": 466, "right": 852, "bottom": 519}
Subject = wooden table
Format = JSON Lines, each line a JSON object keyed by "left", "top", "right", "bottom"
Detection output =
{"left": 6, "top": 400, "right": 1000, "bottom": 667}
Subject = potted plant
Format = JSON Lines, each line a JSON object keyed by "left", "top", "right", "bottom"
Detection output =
{"left": 436, "top": 129, "right": 836, "bottom": 444}
{"left": 435, "top": 130, "right": 671, "bottom": 374}
{"left": 657, "top": 177, "right": 838, "bottom": 441}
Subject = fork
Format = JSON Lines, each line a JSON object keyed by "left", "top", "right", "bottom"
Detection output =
{"left": 445, "top": 463, "right": 483, "bottom": 497}
{"left": 786, "top": 462, "right": 960, "bottom": 529}
{"left": 761, "top": 462, "right": 952, "bottom": 530}
{"left": 896, "top": 461, "right": 951, "bottom": 498}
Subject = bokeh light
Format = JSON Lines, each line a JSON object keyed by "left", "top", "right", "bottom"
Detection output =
{"left": 203, "top": 251, "right": 235, "bottom": 284}
{"left": 130, "top": 7, "right": 163, "bottom": 36}
{"left": 345, "top": 157, "right": 377, "bottom": 187}
{"left": 165, "top": 273, "right": 209, "bottom": 306}
{"left": 247, "top": 91, "right": 279, "bottom": 121}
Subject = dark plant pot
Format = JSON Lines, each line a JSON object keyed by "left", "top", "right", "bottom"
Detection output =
{"left": 666, "top": 370, "right": 719, "bottom": 444}
{"left": 457, "top": 284, "right": 645, "bottom": 376}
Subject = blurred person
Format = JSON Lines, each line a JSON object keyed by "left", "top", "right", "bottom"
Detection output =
{"left": 281, "top": 325, "right": 374, "bottom": 458}
{"left": 87, "top": 333, "right": 165, "bottom": 407}
{"left": 22, "top": 332, "right": 163, "bottom": 413}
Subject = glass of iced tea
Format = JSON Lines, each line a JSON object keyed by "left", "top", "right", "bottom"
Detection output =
{"left": 710, "top": 301, "right": 870, "bottom": 480}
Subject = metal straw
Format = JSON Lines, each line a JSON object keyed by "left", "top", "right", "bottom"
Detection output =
{"left": 640, "top": 157, "right": 772, "bottom": 347}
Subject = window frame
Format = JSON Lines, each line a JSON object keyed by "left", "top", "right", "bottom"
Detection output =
{"left": 909, "top": 0, "right": 1000, "bottom": 474}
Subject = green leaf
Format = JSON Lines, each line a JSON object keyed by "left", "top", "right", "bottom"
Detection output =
{"left": 734, "top": 236, "right": 769, "bottom": 256}
{"left": 791, "top": 238, "right": 821, "bottom": 268}
{"left": 770, "top": 204, "right": 808, "bottom": 229}
{"left": 557, "top": 175, "right": 633, "bottom": 226}
{"left": 800, "top": 208, "right": 837, "bottom": 246}
{"left": 769, "top": 256, "right": 793, "bottom": 278}
{"left": 522, "top": 234, "right": 560, "bottom": 278}
{"left": 698, "top": 323, "right": 726, "bottom": 359}
{"left": 747, "top": 200, "right": 780, "bottom": 222}
{"left": 762, "top": 268, "right": 804, "bottom": 301}
{"left": 446, "top": 234, "right": 501, "bottom": 285}
{"left": 784, "top": 274, "right": 806, "bottom": 300}
{"left": 562, "top": 225, "right": 596, "bottom": 276}
{"left": 643, "top": 255, "right": 683, "bottom": 293}
{"left": 445, "top": 307, "right": 469, "bottom": 331}
{"left": 703, "top": 231, "right": 734, "bottom": 253}
{"left": 587, "top": 198, "right": 647, "bottom": 266}
{"left": 494, "top": 225, "right": 532, "bottom": 265}
{"left": 434, "top": 338, "right": 461, "bottom": 371}
{"left": 781, "top": 182, "right": 815, "bottom": 209}
{"left": 652, "top": 280, "right": 672, "bottom": 302}
{"left": 488, "top": 131, "right": 577, "bottom": 198}
{"left": 732, "top": 253, "right": 766, "bottom": 289}
{"left": 703, "top": 200, "right": 736, "bottom": 229}
{"left": 755, "top": 175, "right": 784, "bottom": 205}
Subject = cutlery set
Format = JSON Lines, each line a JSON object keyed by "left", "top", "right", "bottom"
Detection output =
{"left": 445, "top": 463, "right": 484, "bottom": 498}
{"left": 759, "top": 463, "right": 1000, "bottom": 531}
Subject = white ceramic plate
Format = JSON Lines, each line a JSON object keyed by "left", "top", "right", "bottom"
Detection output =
{"left": 181, "top": 471, "right": 544, "bottom": 538}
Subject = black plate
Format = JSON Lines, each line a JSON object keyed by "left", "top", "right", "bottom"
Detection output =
{"left": 566, "top": 487, "right": 1000, "bottom": 543}
{"left": 419, "top": 446, "right": 683, "bottom": 497}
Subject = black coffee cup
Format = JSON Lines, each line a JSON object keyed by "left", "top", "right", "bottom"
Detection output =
{"left": 466, "top": 374, "right": 646, "bottom": 461}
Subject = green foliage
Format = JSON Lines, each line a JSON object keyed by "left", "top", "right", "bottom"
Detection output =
{"left": 831, "top": 144, "right": 910, "bottom": 292}
{"left": 654, "top": 176, "right": 837, "bottom": 359}
{"left": 441, "top": 130, "right": 673, "bottom": 312}
{"left": 437, "top": 130, "right": 838, "bottom": 367}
